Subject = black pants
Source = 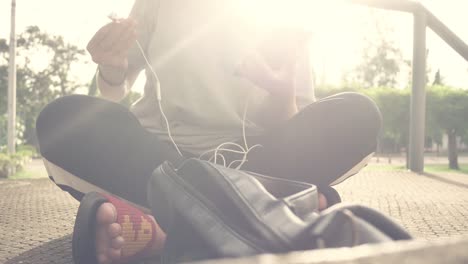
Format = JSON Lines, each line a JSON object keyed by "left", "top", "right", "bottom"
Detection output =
{"left": 36, "top": 93, "right": 381, "bottom": 207}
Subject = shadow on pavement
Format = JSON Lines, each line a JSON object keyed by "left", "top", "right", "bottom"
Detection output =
{"left": 422, "top": 172, "right": 468, "bottom": 189}
{"left": 5, "top": 235, "right": 73, "bottom": 264}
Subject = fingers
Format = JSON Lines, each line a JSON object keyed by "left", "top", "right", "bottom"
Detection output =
{"left": 87, "top": 23, "right": 113, "bottom": 52}
{"left": 110, "top": 23, "right": 138, "bottom": 55}
{"left": 87, "top": 19, "right": 137, "bottom": 66}
{"left": 101, "top": 19, "right": 137, "bottom": 52}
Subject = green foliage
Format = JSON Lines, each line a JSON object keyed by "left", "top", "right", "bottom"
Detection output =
{"left": 0, "top": 114, "right": 6, "bottom": 148}
{"left": 317, "top": 85, "right": 468, "bottom": 163}
{"left": 88, "top": 73, "right": 98, "bottom": 96}
{"left": 426, "top": 86, "right": 468, "bottom": 135}
{"left": 120, "top": 91, "right": 143, "bottom": 108}
{"left": 315, "top": 85, "right": 359, "bottom": 98}
{"left": 425, "top": 164, "right": 468, "bottom": 175}
{"left": 432, "top": 69, "right": 444, "bottom": 86}
{"left": 364, "top": 88, "right": 410, "bottom": 150}
{"left": 364, "top": 163, "right": 468, "bottom": 175}
{"left": 87, "top": 72, "right": 142, "bottom": 108}
{"left": 0, "top": 153, "right": 11, "bottom": 178}
{"left": 463, "top": 131, "right": 468, "bottom": 146}
{"left": 0, "top": 114, "right": 25, "bottom": 147}
{"left": 358, "top": 43, "right": 402, "bottom": 88}
{"left": 0, "top": 148, "right": 35, "bottom": 178}
{"left": 426, "top": 86, "right": 468, "bottom": 169}
{"left": 17, "top": 144, "right": 38, "bottom": 158}
{"left": 0, "top": 26, "right": 85, "bottom": 146}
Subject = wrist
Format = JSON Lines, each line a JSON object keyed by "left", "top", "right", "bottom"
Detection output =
{"left": 98, "top": 65, "right": 127, "bottom": 86}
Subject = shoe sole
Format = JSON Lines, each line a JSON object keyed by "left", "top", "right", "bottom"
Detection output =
{"left": 43, "top": 151, "right": 372, "bottom": 208}
{"left": 42, "top": 158, "right": 150, "bottom": 212}
{"left": 330, "top": 152, "right": 374, "bottom": 186}
{"left": 72, "top": 192, "right": 107, "bottom": 264}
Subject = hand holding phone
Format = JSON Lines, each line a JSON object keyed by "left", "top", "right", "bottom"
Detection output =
{"left": 87, "top": 17, "right": 137, "bottom": 70}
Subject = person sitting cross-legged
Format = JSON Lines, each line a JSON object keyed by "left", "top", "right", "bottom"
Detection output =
{"left": 36, "top": 1, "right": 382, "bottom": 263}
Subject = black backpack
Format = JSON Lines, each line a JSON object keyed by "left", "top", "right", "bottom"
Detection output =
{"left": 147, "top": 159, "right": 412, "bottom": 262}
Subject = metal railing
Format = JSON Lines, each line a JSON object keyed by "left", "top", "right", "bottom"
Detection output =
{"left": 349, "top": 0, "right": 468, "bottom": 173}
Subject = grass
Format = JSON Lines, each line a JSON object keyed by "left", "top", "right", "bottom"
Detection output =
{"left": 8, "top": 169, "right": 37, "bottom": 180}
{"left": 364, "top": 163, "right": 468, "bottom": 175}
{"left": 4, "top": 159, "right": 468, "bottom": 180}
{"left": 363, "top": 164, "right": 406, "bottom": 172}
{"left": 7, "top": 159, "right": 49, "bottom": 180}
{"left": 425, "top": 164, "right": 468, "bottom": 175}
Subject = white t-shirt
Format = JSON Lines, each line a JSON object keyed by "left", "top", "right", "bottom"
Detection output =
{"left": 127, "top": 0, "right": 315, "bottom": 155}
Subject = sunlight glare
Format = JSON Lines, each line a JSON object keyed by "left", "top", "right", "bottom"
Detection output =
{"left": 238, "top": 0, "right": 344, "bottom": 30}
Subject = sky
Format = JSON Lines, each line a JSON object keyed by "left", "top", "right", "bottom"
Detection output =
{"left": 0, "top": 0, "right": 467, "bottom": 93}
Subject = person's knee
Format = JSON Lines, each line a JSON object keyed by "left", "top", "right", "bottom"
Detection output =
{"left": 337, "top": 92, "right": 382, "bottom": 137}
{"left": 36, "top": 95, "right": 96, "bottom": 155}
{"left": 37, "top": 95, "right": 77, "bottom": 131}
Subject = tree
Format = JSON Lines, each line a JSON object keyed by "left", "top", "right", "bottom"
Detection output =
{"left": 432, "top": 69, "right": 444, "bottom": 86}
{"left": 88, "top": 73, "right": 98, "bottom": 96}
{"left": 462, "top": 131, "right": 468, "bottom": 148}
{"left": 348, "top": 17, "right": 405, "bottom": 89}
{"left": 0, "top": 26, "right": 85, "bottom": 146}
{"left": 0, "top": 40, "right": 10, "bottom": 117}
{"left": 355, "top": 41, "right": 402, "bottom": 88}
{"left": 364, "top": 88, "right": 410, "bottom": 164}
{"left": 427, "top": 69, "right": 444, "bottom": 155}
{"left": 427, "top": 86, "right": 468, "bottom": 170}
{"left": 0, "top": 115, "right": 6, "bottom": 149}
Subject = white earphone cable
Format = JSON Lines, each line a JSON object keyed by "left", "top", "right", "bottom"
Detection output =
{"left": 206, "top": 96, "right": 263, "bottom": 170}
{"left": 135, "top": 40, "right": 183, "bottom": 157}
{"left": 109, "top": 12, "right": 261, "bottom": 166}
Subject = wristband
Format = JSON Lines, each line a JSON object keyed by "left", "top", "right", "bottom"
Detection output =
{"left": 97, "top": 66, "right": 126, "bottom": 86}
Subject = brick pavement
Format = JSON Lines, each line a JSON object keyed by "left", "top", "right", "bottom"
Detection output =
{"left": 1, "top": 168, "right": 468, "bottom": 263}
{"left": 335, "top": 169, "right": 468, "bottom": 240}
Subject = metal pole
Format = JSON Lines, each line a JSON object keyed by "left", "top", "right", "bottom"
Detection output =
{"left": 8, "top": 0, "right": 17, "bottom": 155}
{"left": 408, "top": 10, "right": 427, "bottom": 173}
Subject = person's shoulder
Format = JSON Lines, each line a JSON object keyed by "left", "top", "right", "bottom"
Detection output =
{"left": 134, "top": 0, "right": 158, "bottom": 4}
{"left": 130, "top": 0, "right": 160, "bottom": 19}
{"left": 132, "top": 0, "right": 159, "bottom": 9}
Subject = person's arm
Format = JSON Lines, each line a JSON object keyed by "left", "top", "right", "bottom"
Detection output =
{"left": 97, "top": 65, "right": 140, "bottom": 102}
{"left": 89, "top": 0, "right": 157, "bottom": 102}
{"left": 87, "top": 18, "right": 140, "bottom": 102}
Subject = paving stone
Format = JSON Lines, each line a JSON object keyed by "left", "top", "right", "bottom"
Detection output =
{"left": 2, "top": 168, "right": 468, "bottom": 263}
{"left": 192, "top": 236, "right": 468, "bottom": 264}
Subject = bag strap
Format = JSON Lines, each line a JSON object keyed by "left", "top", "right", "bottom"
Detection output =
{"left": 297, "top": 204, "right": 412, "bottom": 249}
{"left": 244, "top": 171, "right": 320, "bottom": 219}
